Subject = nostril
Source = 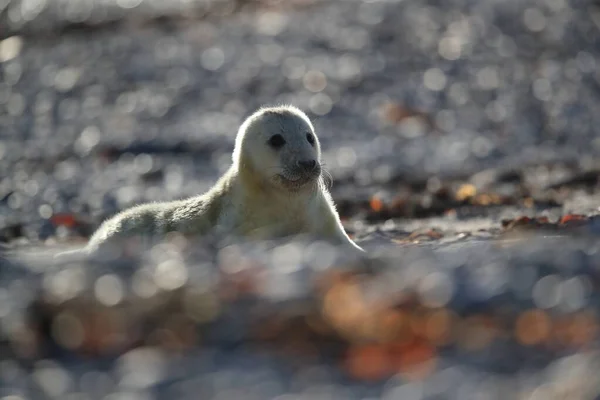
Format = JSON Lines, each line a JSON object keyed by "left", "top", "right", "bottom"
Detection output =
{"left": 298, "top": 160, "right": 317, "bottom": 171}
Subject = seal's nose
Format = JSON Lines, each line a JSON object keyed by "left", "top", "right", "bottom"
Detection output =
{"left": 297, "top": 159, "right": 317, "bottom": 171}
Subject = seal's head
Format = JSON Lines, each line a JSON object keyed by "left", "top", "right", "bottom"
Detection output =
{"left": 233, "top": 105, "right": 322, "bottom": 192}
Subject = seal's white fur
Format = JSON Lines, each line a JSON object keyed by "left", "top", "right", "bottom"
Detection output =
{"left": 62, "top": 105, "right": 363, "bottom": 257}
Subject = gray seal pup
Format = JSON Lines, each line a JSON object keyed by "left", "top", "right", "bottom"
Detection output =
{"left": 57, "top": 105, "right": 364, "bottom": 258}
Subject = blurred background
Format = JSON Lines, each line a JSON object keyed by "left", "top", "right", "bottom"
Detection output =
{"left": 1, "top": 0, "right": 600, "bottom": 399}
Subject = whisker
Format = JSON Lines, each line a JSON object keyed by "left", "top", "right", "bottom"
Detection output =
{"left": 321, "top": 168, "right": 334, "bottom": 190}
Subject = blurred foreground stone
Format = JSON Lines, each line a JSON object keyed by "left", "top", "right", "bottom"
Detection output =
{"left": 1, "top": 234, "right": 600, "bottom": 399}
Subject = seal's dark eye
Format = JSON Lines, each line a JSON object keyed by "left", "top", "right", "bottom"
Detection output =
{"left": 268, "top": 134, "right": 286, "bottom": 149}
{"left": 306, "top": 133, "right": 315, "bottom": 146}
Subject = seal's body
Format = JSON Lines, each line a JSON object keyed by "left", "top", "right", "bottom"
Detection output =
{"left": 77, "top": 105, "right": 363, "bottom": 255}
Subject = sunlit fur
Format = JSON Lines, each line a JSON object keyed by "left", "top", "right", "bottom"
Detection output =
{"left": 79, "top": 105, "right": 364, "bottom": 254}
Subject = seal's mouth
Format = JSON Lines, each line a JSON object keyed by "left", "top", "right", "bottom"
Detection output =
{"left": 276, "top": 166, "right": 321, "bottom": 190}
